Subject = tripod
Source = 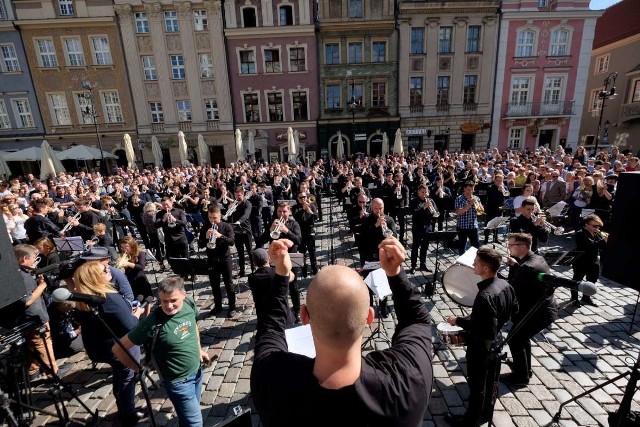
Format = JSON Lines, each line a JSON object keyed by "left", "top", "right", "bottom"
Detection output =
{"left": 361, "top": 296, "right": 391, "bottom": 350}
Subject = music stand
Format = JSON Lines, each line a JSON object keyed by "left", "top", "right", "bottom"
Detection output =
{"left": 53, "top": 236, "right": 84, "bottom": 254}
{"left": 424, "top": 231, "right": 458, "bottom": 297}
{"left": 361, "top": 268, "right": 392, "bottom": 349}
{"left": 110, "top": 217, "right": 128, "bottom": 242}
{"left": 438, "top": 197, "right": 456, "bottom": 231}
{"left": 541, "top": 250, "right": 584, "bottom": 267}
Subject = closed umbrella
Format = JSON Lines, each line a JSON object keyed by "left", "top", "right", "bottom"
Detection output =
{"left": 0, "top": 156, "right": 11, "bottom": 178}
{"left": 123, "top": 133, "right": 136, "bottom": 169}
{"left": 335, "top": 131, "right": 345, "bottom": 160}
{"left": 197, "top": 134, "right": 209, "bottom": 166}
{"left": 287, "top": 127, "right": 296, "bottom": 164}
{"left": 178, "top": 131, "right": 189, "bottom": 166}
{"left": 393, "top": 129, "right": 404, "bottom": 155}
{"left": 294, "top": 130, "right": 300, "bottom": 160}
{"left": 382, "top": 132, "right": 389, "bottom": 156}
{"left": 40, "top": 140, "right": 65, "bottom": 180}
{"left": 151, "top": 136, "right": 163, "bottom": 167}
{"left": 247, "top": 130, "right": 255, "bottom": 161}
{"left": 235, "top": 129, "right": 243, "bottom": 160}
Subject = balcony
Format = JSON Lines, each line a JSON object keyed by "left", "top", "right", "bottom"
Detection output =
{"left": 463, "top": 102, "right": 478, "bottom": 112}
{"left": 151, "top": 123, "right": 165, "bottom": 133}
{"left": 503, "top": 100, "right": 575, "bottom": 118}
{"left": 620, "top": 103, "right": 640, "bottom": 123}
{"left": 206, "top": 120, "right": 220, "bottom": 131}
{"left": 409, "top": 104, "right": 424, "bottom": 113}
{"left": 436, "top": 102, "right": 450, "bottom": 113}
{"left": 179, "top": 121, "right": 192, "bottom": 132}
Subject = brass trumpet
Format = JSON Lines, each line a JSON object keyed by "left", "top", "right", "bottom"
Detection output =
{"left": 308, "top": 194, "right": 316, "bottom": 204}
{"left": 595, "top": 230, "right": 609, "bottom": 241}
{"left": 270, "top": 215, "right": 285, "bottom": 239}
{"left": 61, "top": 212, "right": 82, "bottom": 234}
{"left": 207, "top": 224, "right": 217, "bottom": 249}
{"left": 532, "top": 214, "right": 564, "bottom": 235}
{"left": 116, "top": 253, "right": 131, "bottom": 270}
{"left": 472, "top": 197, "right": 485, "bottom": 216}
{"left": 223, "top": 200, "right": 238, "bottom": 221}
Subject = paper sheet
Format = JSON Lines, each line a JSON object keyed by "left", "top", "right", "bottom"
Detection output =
{"left": 285, "top": 324, "right": 316, "bottom": 358}
{"left": 364, "top": 268, "right": 392, "bottom": 298}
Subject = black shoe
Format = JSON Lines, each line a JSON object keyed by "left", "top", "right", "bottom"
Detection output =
{"left": 121, "top": 410, "right": 146, "bottom": 427}
{"left": 419, "top": 264, "right": 432, "bottom": 272}
{"left": 210, "top": 306, "right": 223, "bottom": 316}
{"left": 501, "top": 372, "right": 529, "bottom": 387}
{"left": 581, "top": 296, "right": 597, "bottom": 307}
{"left": 227, "top": 309, "right": 238, "bottom": 318}
{"left": 379, "top": 305, "right": 389, "bottom": 318}
{"left": 569, "top": 297, "right": 581, "bottom": 308}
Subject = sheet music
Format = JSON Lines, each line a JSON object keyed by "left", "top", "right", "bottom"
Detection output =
{"left": 145, "top": 248, "right": 158, "bottom": 263}
{"left": 456, "top": 247, "right": 477, "bottom": 268}
{"left": 53, "top": 236, "right": 85, "bottom": 252}
{"left": 364, "top": 268, "right": 392, "bottom": 299}
{"left": 285, "top": 324, "right": 316, "bottom": 358}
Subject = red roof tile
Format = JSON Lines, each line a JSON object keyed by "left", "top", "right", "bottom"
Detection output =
{"left": 593, "top": 0, "right": 640, "bottom": 49}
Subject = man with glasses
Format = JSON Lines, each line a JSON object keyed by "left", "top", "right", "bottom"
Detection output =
{"left": 570, "top": 214, "right": 607, "bottom": 307}
{"left": 503, "top": 233, "right": 557, "bottom": 386}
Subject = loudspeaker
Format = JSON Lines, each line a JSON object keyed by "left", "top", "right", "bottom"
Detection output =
{"left": 602, "top": 172, "right": 640, "bottom": 291}
{"left": 0, "top": 215, "right": 28, "bottom": 310}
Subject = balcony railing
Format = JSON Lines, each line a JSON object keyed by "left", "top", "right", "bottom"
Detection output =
{"left": 463, "top": 102, "right": 478, "bottom": 112}
{"left": 436, "top": 102, "right": 450, "bottom": 113}
{"left": 179, "top": 121, "right": 192, "bottom": 132}
{"left": 409, "top": 104, "right": 424, "bottom": 113}
{"left": 503, "top": 100, "right": 575, "bottom": 117}
{"left": 151, "top": 123, "right": 164, "bottom": 133}
{"left": 206, "top": 120, "right": 220, "bottom": 131}
{"left": 620, "top": 102, "right": 640, "bottom": 123}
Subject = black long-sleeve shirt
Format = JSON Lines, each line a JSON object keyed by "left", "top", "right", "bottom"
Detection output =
{"left": 507, "top": 251, "right": 556, "bottom": 324}
{"left": 251, "top": 270, "right": 433, "bottom": 426}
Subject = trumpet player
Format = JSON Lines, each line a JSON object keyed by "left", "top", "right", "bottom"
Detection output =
{"left": 155, "top": 197, "right": 189, "bottom": 259}
{"left": 386, "top": 173, "right": 409, "bottom": 243}
{"left": 67, "top": 198, "right": 100, "bottom": 241}
{"left": 509, "top": 199, "right": 549, "bottom": 253}
{"left": 247, "top": 183, "right": 264, "bottom": 237}
{"left": 292, "top": 191, "right": 318, "bottom": 277}
{"left": 570, "top": 214, "right": 607, "bottom": 307}
{"left": 25, "top": 199, "right": 62, "bottom": 243}
{"left": 483, "top": 173, "right": 509, "bottom": 244}
{"left": 118, "top": 236, "right": 153, "bottom": 299}
{"left": 454, "top": 181, "right": 481, "bottom": 255}
{"left": 198, "top": 206, "right": 236, "bottom": 317}
{"left": 224, "top": 186, "right": 253, "bottom": 277}
{"left": 409, "top": 185, "right": 436, "bottom": 274}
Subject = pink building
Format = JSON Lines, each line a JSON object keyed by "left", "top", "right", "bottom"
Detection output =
{"left": 491, "top": 0, "right": 601, "bottom": 152}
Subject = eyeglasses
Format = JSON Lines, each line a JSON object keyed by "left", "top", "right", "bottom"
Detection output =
{"left": 298, "top": 196, "right": 307, "bottom": 199}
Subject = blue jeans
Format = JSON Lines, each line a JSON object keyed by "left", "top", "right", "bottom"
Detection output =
{"left": 111, "top": 345, "right": 140, "bottom": 422}
{"left": 163, "top": 367, "right": 203, "bottom": 427}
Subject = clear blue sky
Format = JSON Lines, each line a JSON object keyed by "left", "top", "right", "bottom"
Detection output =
{"left": 590, "top": 0, "right": 622, "bottom": 9}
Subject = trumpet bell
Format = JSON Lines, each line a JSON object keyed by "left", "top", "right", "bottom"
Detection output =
{"left": 308, "top": 195, "right": 316, "bottom": 204}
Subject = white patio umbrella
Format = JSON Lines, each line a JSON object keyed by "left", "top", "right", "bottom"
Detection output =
{"left": 178, "top": 131, "right": 189, "bottom": 166}
{"left": 151, "top": 136, "right": 163, "bottom": 166}
{"left": 58, "top": 145, "right": 118, "bottom": 160}
{"left": 287, "top": 127, "right": 296, "bottom": 164}
{"left": 235, "top": 129, "right": 243, "bottom": 160}
{"left": 123, "top": 133, "right": 136, "bottom": 169}
{"left": 0, "top": 156, "right": 11, "bottom": 178}
{"left": 40, "top": 140, "right": 65, "bottom": 180}
{"left": 382, "top": 132, "right": 389, "bottom": 156}
{"left": 197, "top": 134, "right": 209, "bottom": 166}
{"left": 294, "top": 130, "right": 300, "bottom": 160}
{"left": 335, "top": 131, "right": 345, "bottom": 160}
{"left": 4, "top": 146, "right": 41, "bottom": 161}
{"left": 393, "top": 129, "right": 404, "bottom": 155}
{"left": 247, "top": 130, "right": 255, "bottom": 161}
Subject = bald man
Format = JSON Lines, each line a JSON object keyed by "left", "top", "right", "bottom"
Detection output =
{"left": 251, "top": 238, "right": 433, "bottom": 426}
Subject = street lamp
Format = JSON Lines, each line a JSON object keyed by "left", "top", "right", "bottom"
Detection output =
{"left": 347, "top": 78, "right": 358, "bottom": 155}
{"left": 594, "top": 71, "right": 617, "bottom": 153}
{"left": 79, "top": 80, "right": 107, "bottom": 176}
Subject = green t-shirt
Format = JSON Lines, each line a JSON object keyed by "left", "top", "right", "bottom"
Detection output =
{"left": 128, "top": 298, "right": 201, "bottom": 382}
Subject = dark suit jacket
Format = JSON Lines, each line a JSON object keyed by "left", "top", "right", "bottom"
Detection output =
{"left": 509, "top": 215, "right": 549, "bottom": 252}
{"left": 198, "top": 221, "right": 235, "bottom": 258}
{"left": 255, "top": 217, "right": 302, "bottom": 251}
{"left": 25, "top": 214, "right": 60, "bottom": 243}
{"left": 508, "top": 251, "right": 557, "bottom": 323}
{"left": 542, "top": 180, "right": 566, "bottom": 208}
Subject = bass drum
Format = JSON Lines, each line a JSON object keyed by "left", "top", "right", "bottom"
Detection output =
{"left": 442, "top": 264, "right": 481, "bottom": 307}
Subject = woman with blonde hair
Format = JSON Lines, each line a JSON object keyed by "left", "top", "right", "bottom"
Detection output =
{"left": 73, "top": 260, "right": 143, "bottom": 426}
{"left": 118, "top": 235, "right": 153, "bottom": 298}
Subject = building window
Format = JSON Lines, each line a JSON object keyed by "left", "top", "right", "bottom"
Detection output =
{"left": 292, "top": 91, "right": 308, "bottom": 120}
{"left": 204, "top": 99, "right": 219, "bottom": 120}
{"left": 329, "top": 0, "right": 341, "bottom": 18}
{"left": 516, "top": 30, "right": 535, "bottom": 57}
{"left": 438, "top": 27, "right": 453, "bottom": 53}
{"left": 11, "top": 99, "right": 35, "bottom": 128}
{"left": 58, "top": 0, "right": 74, "bottom": 16}
{"left": 348, "top": 0, "right": 362, "bottom": 18}
{"left": 264, "top": 48, "right": 281, "bottom": 73}
{"left": 150, "top": 102, "right": 164, "bottom": 123}
{"left": 410, "top": 77, "right": 423, "bottom": 106}
{"left": 176, "top": 100, "right": 191, "bottom": 121}
{"left": 75, "top": 93, "right": 93, "bottom": 124}
{"left": 348, "top": 42, "right": 362, "bottom": 63}
{"left": 372, "top": 41, "right": 386, "bottom": 63}
{"left": 350, "top": 83, "right": 363, "bottom": 106}
{"left": 550, "top": 29, "right": 569, "bottom": 56}
{"left": 632, "top": 80, "right": 640, "bottom": 103}
{"left": 437, "top": 76, "right": 450, "bottom": 106}
{"left": 463, "top": 75, "right": 477, "bottom": 104}
{"left": 135, "top": 12, "right": 149, "bottom": 33}
{"left": 101, "top": 91, "right": 123, "bottom": 123}
{"left": 279, "top": 5, "right": 293, "bottom": 25}
{"left": 541, "top": 76, "right": 563, "bottom": 114}
{"left": 90, "top": 36, "right": 112, "bottom": 65}
{"left": 242, "top": 8, "right": 257, "bottom": 28}
{"left": 0, "top": 1, "right": 7, "bottom": 20}
{"left": 165, "top": 11, "right": 179, "bottom": 32}
{"left": 142, "top": 56, "right": 157, "bottom": 80}
{"left": 0, "top": 44, "right": 20, "bottom": 72}
{"left": 47, "top": 93, "right": 71, "bottom": 125}
{"left": 243, "top": 93, "right": 260, "bottom": 122}
{"left": 267, "top": 92, "right": 284, "bottom": 121}
{"left": 199, "top": 53, "right": 213, "bottom": 77}
{"left": 372, "top": 82, "right": 386, "bottom": 107}
{"left": 325, "top": 43, "right": 340, "bottom": 65}
{"left": 509, "top": 128, "right": 524, "bottom": 149}
{"left": 411, "top": 28, "right": 425, "bottom": 54}
{"left": 538, "top": 0, "right": 547, "bottom": 6}
{"left": 595, "top": 54, "right": 609, "bottom": 74}
{"left": 194, "top": 10, "right": 208, "bottom": 31}
{"left": 170, "top": 55, "right": 185, "bottom": 79}
{"left": 289, "top": 47, "right": 305, "bottom": 71}
{"left": 589, "top": 89, "right": 602, "bottom": 112}
{"left": 467, "top": 26, "right": 481, "bottom": 53}
{"left": 0, "top": 100, "right": 10, "bottom": 129}
{"left": 326, "top": 84, "right": 340, "bottom": 109}
{"left": 239, "top": 50, "right": 256, "bottom": 74}
{"left": 508, "top": 77, "right": 532, "bottom": 115}
{"left": 63, "top": 38, "right": 85, "bottom": 67}
{"left": 35, "top": 39, "right": 58, "bottom": 68}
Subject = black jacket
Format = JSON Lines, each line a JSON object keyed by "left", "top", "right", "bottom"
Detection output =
{"left": 509, "top": 215, "right": 549, "bottom": 253}
{"left": 508, "top": 251, "right": 557, "bottom": 323}
{"left": 198, "top": 221, "right": 235, "bottom": 258}
{"left": 25, "top": 214, "right": 60, "bottom": 243}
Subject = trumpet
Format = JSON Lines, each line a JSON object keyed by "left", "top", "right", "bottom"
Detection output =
{"left": 396, "top": 185, "right": 402, "bottom": 199}
{"left": 532, "top": 214, "right": 564, "bottom": 235}
{"left": 308, "top": 194, "right": 316, "bottom": 204}
{"left": 85, "top": 236, "right": 99, "bottom": 248}
{"left": 471, "top": 197, "right": 485, "bottom": 216}
{"left": 207, "top": 224, "right": 218, "bottom": 249}
{"left": 424, "top": 197, "right": 440, "bottom": 218}
{"left": 166, "top": 209, "right": 176, "bottom": 228}
{"left": 595, "top": 230, "right": 608, "bottom": 241}
{"left": 378, "top": 213, "right": 393, "bottom": 238}
{"left": 61, "top": 212, "right": 82, "bottom": 234}
{"left": 202, "top": 199, "right": 210, "bottom": 212}
{"left": 223, "top": 200, "right": 238, "bottom": 221}
{"left": 499, "top": 184, "right": 510, "bottom": 197}
{"left": 178, "top": 195, "right": 189, "bottom": 205}
{"left": 270, "top": 215, "right": 285, "bottom": 240}
{"left": 116, "top": 253, "right": 131, "bottom": 270}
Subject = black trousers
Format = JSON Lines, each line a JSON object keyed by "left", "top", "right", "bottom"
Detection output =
{"left": 410, "top": 226, "right": 431, "bottom": 268}
{"left": 457, "top": 228, "right": 480, "bottom": 255}
{"left": 299, "top": 233, "right": 318, "bottom": 275}
{"left": 483, "top": 210, "right": 501, "bottom": 244}
{"left": 465, "top": 344, "right": 498, "bottom": 425}
{"left": 571, "top": 262, "right": 599, "bottom": 300}
{"left": 389, "top": 208, "right": 406, "bottom": 241}
{"left": 208, "top": 256, "right": 235, "bottom": 310}
{"left": 289, "top": 273, "right": 300, "bottom": 314}
{"left": 166, "top": 237, "right": 189, "bottom": 259}
{"left": 235, "top": 231, "right": 253, "bottom": 275}
{"left": 508, "top": 310, "right": 555, "bottom": 380}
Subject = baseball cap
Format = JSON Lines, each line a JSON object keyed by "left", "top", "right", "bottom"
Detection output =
{"left": 252, "top": 248, "right": 269, "bottom": 265}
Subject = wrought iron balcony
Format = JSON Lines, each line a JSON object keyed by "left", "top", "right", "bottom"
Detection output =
{"left": 620, "top": 102, "right": 640, "bottom": 123}
{"left": 409, "top": 104, "right": 424, "bottom": 113}
{"left": 503, "top": 100, "right": 575, "bottom": 117}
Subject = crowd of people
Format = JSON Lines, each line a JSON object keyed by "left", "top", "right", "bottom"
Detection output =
{"left": 1, "top": 142, "right": 637, "bottom": 426}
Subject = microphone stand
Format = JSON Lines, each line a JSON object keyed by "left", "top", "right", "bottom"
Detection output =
{"left": 88, "top": 307, "right": 158, "bottom": 427}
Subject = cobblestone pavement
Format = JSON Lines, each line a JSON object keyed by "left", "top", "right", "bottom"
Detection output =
{"left": 25, "top": 197, "right": 640, "bottom": 426}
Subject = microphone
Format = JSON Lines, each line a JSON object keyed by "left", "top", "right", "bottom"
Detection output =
{"left": 537, "top": 273, "right": 597, "bottom": 296}
{"left": 135, "top": 295, "right": 155, "bottom": 310}
{"left": 33, "top": 263, "right": 61, "bottom": 276}
{"left": 51, "top": 287, "right": 106, "bottom": 306}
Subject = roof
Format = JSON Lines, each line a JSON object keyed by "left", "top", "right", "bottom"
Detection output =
{"left": 593, "top": 0, "right": 640, "bottom": 49}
